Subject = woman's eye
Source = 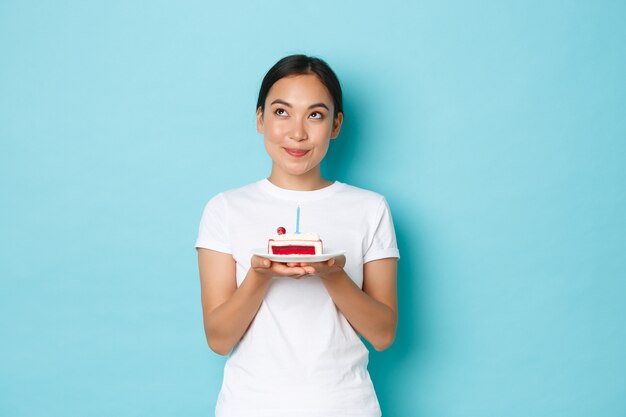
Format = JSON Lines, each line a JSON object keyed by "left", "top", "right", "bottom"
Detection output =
{"left": 274, "top": 108, "right": 288, "bottom": 116}
{"left": 309, "top": 112, "right": 323, "bottom": 119}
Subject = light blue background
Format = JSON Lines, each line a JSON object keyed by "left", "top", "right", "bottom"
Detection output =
{"left": 1, "top": 1, "right": 625, "bottom": 416}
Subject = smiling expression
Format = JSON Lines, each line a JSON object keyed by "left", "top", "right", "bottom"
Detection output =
{"left": 257, "top": 74, "right": 343, "bottom": 187}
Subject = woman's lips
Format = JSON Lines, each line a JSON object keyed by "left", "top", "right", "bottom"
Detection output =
{"left": 284, "top": 148, "right": 309, "bottom": 157}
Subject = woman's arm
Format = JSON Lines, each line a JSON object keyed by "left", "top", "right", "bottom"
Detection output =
{"left": 198, "top": 249, "right": 316, "bottom": 355}
{"left": 313, "top": 257, "right": 398, "bottom": 351}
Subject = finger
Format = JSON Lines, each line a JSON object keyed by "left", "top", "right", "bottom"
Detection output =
{"left": 302, "top": 266, "right": 316, "bottom": 275}
{"left": 252, "top": 255, "right": 271, "bottom": 269}
{"left": 293, "top": 267, "right": 309, "bottom": 276}
{"left": 273, "top": 265, "right": 306, "bottom": 276}
{"left": 284, "top": 267, "right": 305, "bottom": 278}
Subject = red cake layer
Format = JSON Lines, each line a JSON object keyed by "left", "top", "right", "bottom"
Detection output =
{"left": 271, "top": 245, "right": 317, "bottom": 255}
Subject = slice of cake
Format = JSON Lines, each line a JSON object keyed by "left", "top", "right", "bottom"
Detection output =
{"left": 268, "top": 226, "right": 323, "bottom": 255}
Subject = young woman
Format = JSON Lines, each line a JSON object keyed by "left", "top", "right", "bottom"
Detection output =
{"left": 196, "top": 54, "right": 399, "bottom": 417}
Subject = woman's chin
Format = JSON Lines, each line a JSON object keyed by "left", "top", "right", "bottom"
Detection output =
{"left": 271, "top": 165, "right": 324, "bottom": 182}
{"left": 277, "top": 162, "right": 316, "bottom": 176}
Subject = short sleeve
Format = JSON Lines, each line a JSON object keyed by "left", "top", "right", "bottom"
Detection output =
{"left": 363, "top": 197, "right": 400, "bottom": 263}
{"left": 194, "top": 193, "right": 232, "bottom": 254}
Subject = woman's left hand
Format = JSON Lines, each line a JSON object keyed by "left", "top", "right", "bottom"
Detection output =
{"left": 286, "top": 255, "right": 346, "bottom": 278}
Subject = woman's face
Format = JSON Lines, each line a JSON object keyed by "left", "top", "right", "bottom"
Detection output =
{"left": 257, "top": 74, "right": 343, "bottom": 185}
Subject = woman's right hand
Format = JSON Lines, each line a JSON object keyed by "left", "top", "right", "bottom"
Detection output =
{"left": 250, "top": 255, "right": 315, "bottom": 279}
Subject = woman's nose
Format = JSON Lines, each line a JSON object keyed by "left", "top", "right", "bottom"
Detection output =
{"left": 289, "top": 118, "right": 308, "bottom": 141}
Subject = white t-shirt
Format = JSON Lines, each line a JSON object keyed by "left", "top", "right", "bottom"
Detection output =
{"left": 195, "top": 179, "right": 400, "bottom": 417}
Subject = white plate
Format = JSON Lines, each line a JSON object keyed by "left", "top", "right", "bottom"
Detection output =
{"left": 251, "top": 248, "right": 345, "bottom": 263}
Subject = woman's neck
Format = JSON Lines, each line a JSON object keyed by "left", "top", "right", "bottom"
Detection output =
{"left": 267, "top": 169, "right": 332, "bottom": 191}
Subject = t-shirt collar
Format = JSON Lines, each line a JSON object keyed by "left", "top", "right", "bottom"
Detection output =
{"left": 256, "top": 178, "right": 345, "bottom": 202}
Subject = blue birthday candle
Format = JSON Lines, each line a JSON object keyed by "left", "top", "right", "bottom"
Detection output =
{"left": 296, "top": 204, "right": 300, "bottom": 234}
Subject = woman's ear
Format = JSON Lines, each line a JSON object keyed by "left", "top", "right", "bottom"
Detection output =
{"left": 256, "top": 107, "right": 264, "bottom": 134}
{"left": 330, "top": 112, "right": 344, "bottom": 139}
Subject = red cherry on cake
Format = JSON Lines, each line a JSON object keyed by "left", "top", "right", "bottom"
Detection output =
{"left": 277, "top": 227, "right": 286, "bottom": 235}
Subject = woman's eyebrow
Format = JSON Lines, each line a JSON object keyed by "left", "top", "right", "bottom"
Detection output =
{"left": 271, "top": 99, "right": 292, "bottom": 107}
{"left": 308, "top": 102, "right": 330, "bottom": 110}
{"left": 270, "top": 99, "right": 330, "bottom": 110}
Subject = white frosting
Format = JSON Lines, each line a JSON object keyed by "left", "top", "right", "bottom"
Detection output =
{"left": 271, "top": 233, "right": 320, "bottom": 241}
